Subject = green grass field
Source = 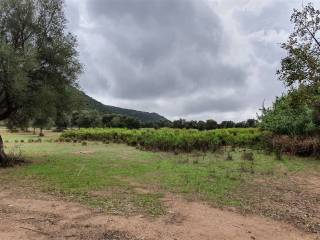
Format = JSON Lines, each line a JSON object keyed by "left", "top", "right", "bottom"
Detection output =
{"left": 1, "top": 129, "right": 319, "bottom": 217}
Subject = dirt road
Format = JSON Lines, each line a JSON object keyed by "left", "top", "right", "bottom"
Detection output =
{"left": 0, "top": 190, "right": 317, "bottom": 240}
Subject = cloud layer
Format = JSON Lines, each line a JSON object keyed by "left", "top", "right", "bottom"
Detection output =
{"left": 65, "top": 0, "right": 318, "bottom": 121}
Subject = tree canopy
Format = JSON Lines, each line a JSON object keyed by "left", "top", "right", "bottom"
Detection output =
{"left": 0, "top": 0, "right": 82, "bottom": 122}
{"left": 260, "top": 3, "right": 320, "bottom": 135}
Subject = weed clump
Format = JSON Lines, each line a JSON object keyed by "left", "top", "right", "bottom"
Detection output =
{"left": 192, "top": 159, "right": 199, "bottom": 164}
{"left": 242, "top": 152, "right": 254, "bottom": 161}
{"left": 0, "top": 147, "right": 26, "bottom": 168}
{"left": 275, "top": 148, "right": 283, "bottom": 161}
{"left": 225, "top": 152, "right": 233, "bottom": 161}
{"left": 239, "top": 152, "right": 255, "bottom": 174}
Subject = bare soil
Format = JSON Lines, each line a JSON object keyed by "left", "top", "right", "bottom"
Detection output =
{"left": 233, "top": 172, "right": 320, "bottom": 234}
{"left": 0, "top": 189, "right": 317, "bottom": 240}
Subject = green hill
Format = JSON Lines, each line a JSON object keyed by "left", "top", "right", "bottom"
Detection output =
{"left": 76, "top": 90, "right": 168, "bottom": 123}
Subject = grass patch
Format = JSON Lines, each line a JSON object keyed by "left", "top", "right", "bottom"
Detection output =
{"left": 0, "top": 130, "right": 319, "bottom": 217}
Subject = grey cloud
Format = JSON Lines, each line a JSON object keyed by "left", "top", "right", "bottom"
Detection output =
{"left": 64, "top": 0, "right": 317, "bottom": 121}
{"left": 182, "top": 95, "right": 246, "bottom": 115}
{"left": 234, "top": 0, "right": 293, "bottom": 34}
{"left": 81, "top": 0, "right": 247, "bottom": 100}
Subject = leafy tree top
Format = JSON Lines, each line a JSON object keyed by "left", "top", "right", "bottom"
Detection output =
{"left": 0, "top": 0, "right": 82, "bottom": 121}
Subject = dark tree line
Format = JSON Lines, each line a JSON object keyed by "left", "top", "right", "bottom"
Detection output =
{"left": 5, "top": 110, "right": 143, "bottom": 131}
{"left": 72, "top": 111, "right": 141, "bottom": 129}
{"left": 168, "top": 118, "right": 257, "bottom": 130}
{"left": 6, "top": 109, "right": 257, "bottom": 131}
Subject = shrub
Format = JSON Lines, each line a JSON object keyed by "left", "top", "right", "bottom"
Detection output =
{"left": 271, "top": 135, "right": 320, "bottom": 156}
{"left": 61, "top": 128, "right": 265, "bottom": 153}
{"left": 241, "top": 152, "right": 254, "bottom": 161}
{"left": 259, "top": 94, "right": 317, "bottom": 136}
{"left": 225, "top": 152, "right": 233, "bottom": 161}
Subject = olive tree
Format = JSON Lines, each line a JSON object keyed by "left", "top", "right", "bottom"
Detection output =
{"left": 0, "top": 0, "right": 81, "bottom": 163}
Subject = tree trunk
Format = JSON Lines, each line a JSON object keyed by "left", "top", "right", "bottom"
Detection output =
{"left": 39, "top": 128, "right": 44, "bottom": 137}
{"left": 0, "top": 135, "right": 7, "bottom": 165}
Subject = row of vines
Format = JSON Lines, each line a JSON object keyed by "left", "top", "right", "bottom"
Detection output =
{"left": 61, "top": 128, "right": 266, "bottom": 152}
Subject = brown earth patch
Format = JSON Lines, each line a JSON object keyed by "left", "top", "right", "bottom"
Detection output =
{"left": 0, "top": 190, "right": 317, "bottom": 240}
{"left": 233, "top": 172, "right": 320, "bottom": 234}
{"left": 89, "top": 187, "right": 131, "bottom": 198}
{"left": 73, "top": 150, "right": 96, "bottom": 155}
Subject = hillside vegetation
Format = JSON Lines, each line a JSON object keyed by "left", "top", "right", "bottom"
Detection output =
{"left": 76, "top": 89, "right": 168, "bottom": 123}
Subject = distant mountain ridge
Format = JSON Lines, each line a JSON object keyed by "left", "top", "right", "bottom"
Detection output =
{"left": 77, "top": 90, "right": 168, "bottom": 123}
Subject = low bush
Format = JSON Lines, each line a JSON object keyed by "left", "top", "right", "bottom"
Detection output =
{"left": 271, "top": 135, "right": 320, "bottom": 156}
{"left": 242, "top": 152, "right": 254, "bottom": 161}
{"left": 61, "top": 128, "right": 266, "bottom": 153}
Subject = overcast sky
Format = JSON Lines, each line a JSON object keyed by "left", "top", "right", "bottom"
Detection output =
{"left": 65, "top": 0, "right": 319, "bottom": 122}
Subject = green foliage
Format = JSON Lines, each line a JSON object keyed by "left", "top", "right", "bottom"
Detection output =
{"left": 171, "top": 118, "right": 255, "bottom": 131}
{"left": 102, "top": 114, "right": 115, "bottom": 128}
{"left": 206, "top": 119, "right": 219, "bottom": 130}
{"left": 77, "top": 110, "right": 101, "bottom": 128}
{"left": 71, "top": 111, "right": 141, "bottom": 130}
{"left": 264, "top": 3, "right": 320, "bottom": 137}
{"left": 278, "top": 3, "right": 320, "bottom": 90}
{"left": 259, "top": 95, "right": 317, "bottom": 136}
{"left": 61, "top": 128, "right": 265, "bottom": 153}
{"left": 6, "top": 109, "right": 30, "bottom": 132}
{"left": 55, "top": 112, "right": 70, "bottom": 131}
{"left": 220, "top": 121, "right": 236, "bottom": 129}
{"left": 75, "top": 89, "right": 168, "bottom": 124}
{"left": 0, "top": 0, "right": 82, "bottom": 123}
{"left": 124, "top": 117, "right": 141, "bottom": 129}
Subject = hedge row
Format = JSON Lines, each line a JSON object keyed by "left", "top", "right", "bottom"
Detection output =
{"left": 61, "top": 128, "right": 266, "bottom": 152}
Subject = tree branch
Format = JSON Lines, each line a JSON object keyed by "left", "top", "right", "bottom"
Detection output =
{"left": 304, "top": 23, "right": 320, "bottom": 48}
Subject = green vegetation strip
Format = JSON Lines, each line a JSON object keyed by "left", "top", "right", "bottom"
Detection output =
{"left": 61, "top": 128, "right": 266, "bottom": 152}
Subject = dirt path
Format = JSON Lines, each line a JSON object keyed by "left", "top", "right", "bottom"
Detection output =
{"left": 0, "top": 191, "right": 317, "bottom": 240}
